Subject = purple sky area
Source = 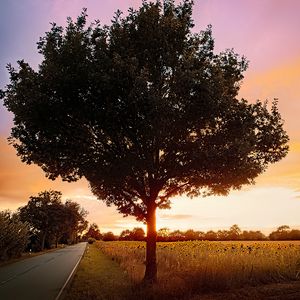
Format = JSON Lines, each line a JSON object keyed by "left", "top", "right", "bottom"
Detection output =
{"left": 1, "top": 1, "right": 300, "bottom": 233}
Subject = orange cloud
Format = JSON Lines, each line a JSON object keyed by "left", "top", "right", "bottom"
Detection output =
{"left": 0, "top": 136, "right": 88, "bottom": 206}
{"left": 0, "top": 138, "right": 45, "bottom": 202}
{"left": 255, "top": 143, "right": 300, "bottom": 190}
{"left": 0, "top": 136, "right": 143, "bottom": 232}
{"left": 237, "top": 56, "right": 300, "bottom": 191}
{"left": 240, "top": 56, "right": 300, "bottom": 140}
{"left": 159, "top": 214, "right": 193, "bottom": 220}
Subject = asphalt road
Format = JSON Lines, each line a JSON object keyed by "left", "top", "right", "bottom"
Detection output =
{"left": 0, "top": 242, "right": 87, "bottom": 300}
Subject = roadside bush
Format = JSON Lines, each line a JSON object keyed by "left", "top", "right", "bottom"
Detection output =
{"left": 0, "top": 211, "right": 30, "bottom": 261}
{"left": 88, "top": 237, "right": 96, "bottom": 244}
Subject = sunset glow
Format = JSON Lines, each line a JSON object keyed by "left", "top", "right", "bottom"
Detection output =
{"left": 0, "top": 0, "right": 299, "bottom": 234}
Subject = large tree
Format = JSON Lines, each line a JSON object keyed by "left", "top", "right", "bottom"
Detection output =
{"left": 84, "top": 223, "right": 102, "bottom": 240}
{"left": 19, "top": 190, "right": 87, "bottom": 249}
{"left": 0, "top": 211, "right": 30, "bottom": 260}
{"left": 1, "top": 1, "right": 288, "bottom": 281}
{"left": 63, "top": 200, "right": 88, "bottom": 244}
{"left": 19, "top": 190, "right": 64, "bottom": 250}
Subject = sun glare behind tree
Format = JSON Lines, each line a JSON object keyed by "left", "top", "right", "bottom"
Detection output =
{"left": 0, "top": 0, "right": 288, "bottom": 282}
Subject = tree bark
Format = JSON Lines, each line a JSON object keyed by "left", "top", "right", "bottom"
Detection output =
{"left": 41, "top": 231, "right": 47, "bottom": 250}
{"left": 144, "top": 204, "right": 157, "bottom": 283}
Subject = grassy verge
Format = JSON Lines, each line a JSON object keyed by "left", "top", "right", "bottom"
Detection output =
{"left": 64, "top": 242, "right": 133, "bottom": 300}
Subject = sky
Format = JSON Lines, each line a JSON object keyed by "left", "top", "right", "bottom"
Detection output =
{"left": 0, "top": 0, "right": 300, "bottom": 234}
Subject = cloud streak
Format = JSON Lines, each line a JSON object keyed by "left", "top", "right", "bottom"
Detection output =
{"left": 160, "top": 214, "right": 193, "bottom": 220}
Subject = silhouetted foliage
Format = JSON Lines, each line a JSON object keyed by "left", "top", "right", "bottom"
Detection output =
{"left": 102, "top": 231, "right": 117, "bottom": 241}
{"left": 157, "top": 227, "right": 171, "bottom": 242}
{"left": 268, "top": 225, "right": 300, "bottom": 240}
{"left": 62, "top": 200, "right": 88, "bottom": 244}
{"left": 227, "top": 224, "right": 242, "bottom": 240}
{"left": 19, "top": 190, "right": 88, "bottom": 250}
{"left": 123, "top": 225, "right": 268, "bottom": 241}
{"left": 288, "top": 229, "right": 300, "bottom": 240}
{"left": 241, "top": 230, "right": 266, "bottom": 241}
{"left": 184, "top": 229, "right": 201, "bottom": 241}
{"left": 88, "top": 237, "right": 96, "bottom": 244}
{"left": 119, "top": 229, "right": 131, "bottom": 241}
{"left": 84, "top": 223, "right": 102, "bottom": 240}
{"left": 19, "top": 190, "right": 63, "bottom": 250}
{"left": 1, "top": 0, "right": 289, "bottom": 281}
{"left": 119, "top": 227, "right": 145, "bottom": 241}
{"left": 205, "top": 230, "right": 218, "bottom": 241}
{"left": 0, "top": 211, "right": 30, "bottom": 260}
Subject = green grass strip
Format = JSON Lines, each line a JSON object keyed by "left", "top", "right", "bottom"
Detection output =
{"left": 64, "top": 242, "right": 132, "bottom": 300}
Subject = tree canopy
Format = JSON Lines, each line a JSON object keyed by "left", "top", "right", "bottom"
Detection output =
{"left": 1, "top": 0, "right": 289, "bottom": 281}
{"left": 120, "top": 227, "right": 145, "bottom": 241}
{"left": 83, "top": 223, "right": 102, "bottom": 241}
{"left": 0, "top": 211, "right": 29, "bottom": 260}
{"left": 19, "top": 190, "right": 88, "bottom": 249}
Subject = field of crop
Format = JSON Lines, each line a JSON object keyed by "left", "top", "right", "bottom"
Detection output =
{"left": 97, "top": 241, "right": 300, "bottom": 298}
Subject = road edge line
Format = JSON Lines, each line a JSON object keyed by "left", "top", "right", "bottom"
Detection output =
{"left": 55, "top": 242, "right": 87, "bottom": 300}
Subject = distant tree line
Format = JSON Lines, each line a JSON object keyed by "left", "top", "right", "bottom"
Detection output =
{"left": 2, "top": 192, "right": 299, "bottom": 262}
{"left": 99, "top": 224, "right": 300, "bottom": 242}
{"left": 156, "top": 225, "right": 266, "bottom": 242}
{"left": 269, "top": 225, "right": 300, "bottom": 240}
{"left": 0, "top": 190, "right": 88, "bottom": 261}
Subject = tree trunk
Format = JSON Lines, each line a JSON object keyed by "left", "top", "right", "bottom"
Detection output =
{"left": 41, "top": 231, "right": 47, "bottom": 251}
{"left": 144, "top": 204, "right": 157, "bottom": 283}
